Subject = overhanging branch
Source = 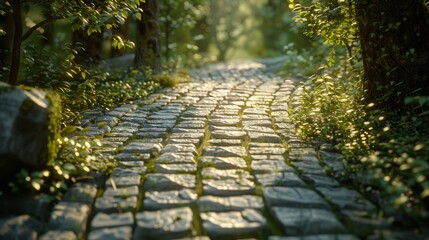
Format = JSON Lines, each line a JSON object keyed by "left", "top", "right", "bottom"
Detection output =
{"left": 22, "top": 16, "right": 62, "bottom": 42}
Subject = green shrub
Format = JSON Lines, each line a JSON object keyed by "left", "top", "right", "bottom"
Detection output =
{"left": 291, "top": 67, "right": 429, "bottom": 220}
{"left": 152, "top": 70, "right": 191, "bottom": 87}
{"left": 289, "top": 0, "right": 429, "bottom": 223}
{"left": 280, "top": 41, "right": 331, "bottom": 77}
{"left": 9, "top": 136, "right": 117, "bottom": 199}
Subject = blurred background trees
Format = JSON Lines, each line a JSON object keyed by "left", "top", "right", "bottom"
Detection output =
{"left": 1, "top": 0, "right": 309, "bottom": 86}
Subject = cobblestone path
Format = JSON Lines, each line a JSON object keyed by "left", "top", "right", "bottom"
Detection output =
{"left": 41, "top": 61, "right": 383, "bottom": 239}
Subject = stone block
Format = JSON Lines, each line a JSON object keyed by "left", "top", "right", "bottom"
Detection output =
{"left": 203, "top": 146, "right": 246, "bottom": 158}
{"left": 199, "top": 156, "right": 247, "bottom": 169}
{"left": 0, "top": 215, "right": 42, "bottom": 240}
{"left": 255, "top": 172, "right": 307, "bottom": 188}
{"left": 91, "top": 212, "right": 134, "bottom": 229}
{"left": 63, "top": 183, "right": 97, "bottom": 204}
{"left": 144, "top": 174, "right": 196, "bottom": 191}
{"left": 199, "top": 195, "right": 264, "bottom": 212}
{"left": 268, "top": 234, "right": 358, "bottom": 240}
{"left": 251, "top": 160, "right": 293, "bottom": 174}
{"left": 201, "top": 209, "right": 266, "bottom": 238}
{"left": 39, "top": 230, "right": 77, "bottom": 240}
{"left": 144, "top": 189, "right": 198, "bottom": 210}
{"left": 48, "top": 202, "right": 90, "bottom": 237}
{"left": 155, "top": 163, "right": 197, "bottom": 174}
{"left": 201, "top": 168, "right": 252, "bottom": 180}
{"left": 271, "top": 207, "right": 346, "bottom": 235}
{"left": 263, "top": 187, "right": 330, "bottom": 209}
{"left": 203, "top": 178, "right": 255, "bottom": 196}
{"left": 134, "top": 207, "right": 194, "bottom": 239}
{"left": 317, "top": 187, "right": 376, "bottom": 211}
{"left": 88, "top": 226, "right": 133, "bottom": 240}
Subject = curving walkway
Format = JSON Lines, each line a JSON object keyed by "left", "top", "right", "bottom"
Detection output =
{"left": 39, "top": 61, "right": 386, "bottom": 239}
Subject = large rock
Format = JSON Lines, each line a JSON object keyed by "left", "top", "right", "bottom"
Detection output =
{"left": 0, "top": 85, "right": 61, "bottom": 183}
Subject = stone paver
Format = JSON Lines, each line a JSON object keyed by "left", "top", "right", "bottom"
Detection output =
{"left": 63, "top": 183, "right": 97, "bottom": 204}
{"left": 268, "top": 234, "right": 359, "bottom": 240}
{"left": 9, "top": 61, "right": 385, "bottom": 240}
{"left": 0, "top": 215, "right": 42, "bottom": 240}
{"left": 88, "top": 227, "right": 132, "bottom": 240}
{"left": 144, "top": 174, "right": 196, "bottom": 191}
{"left": 201, "top": 209, "right": 266, "bottom": 238}
{"left": 91, "top": 212, "right": 134, "bottom": 229}
{"left": 263, "top": 187, "right": 331, "bottom": 209}
{"left": 203, "top": 178, "right": 255, "bottom": 196}
{"left": 134, "top": 207, "right": 194, "bottom": 239}
{"left": 95, "top": 196, "right": 138, "bottom": 213}
{"left": 317, "top": 187, "right": 376, "bottom": 211}
{"left": 251, "top": 160, "right": 293, "bottom": 173}
{"left": 255, "top": 172, "right": 307, "bottom": 188}
{"left": 271, "top": 207, "right": 346, "bottom": 235}
{"left": 144, "top": 189, "right": 198, "bottom": 210}
{"left": 201, "top": 167, "right": 252, "bottom": 180}
{"left": 39, "top": 231, "right": 77, "bottom": 240}
{"left": 199, "top": 195, "right": 264, "bottom": 212}
{"left": 47, "top": 202, "right": 90, "bottom": 237}
{"left": 199, "top": 156, "right": 247, "bottom": 169}
{"left": 202, "top": 146, "right": 247, "bottom": 158}
{"left": 156, "top": 152, "right": 196, "bottom": 164}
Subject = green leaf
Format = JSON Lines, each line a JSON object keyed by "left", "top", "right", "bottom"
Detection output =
{"left": 62, "top": 126, "right": 77, "bottom": 135}
{"left": 66, "top": 72, "right": 73, "bottom": 78}
{"left": 404, "top": 97, "right": 414, "bottom": 105}
{"left": 135, "top": 12, "right": 141, "bottom": 21}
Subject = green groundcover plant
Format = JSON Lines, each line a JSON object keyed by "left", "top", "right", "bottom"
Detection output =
{"left": 288, "top": 0, "right": 429, "bottom": 223}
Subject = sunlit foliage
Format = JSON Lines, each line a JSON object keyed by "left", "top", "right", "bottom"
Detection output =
{"left": 290, "top": 0, "right": 429, "bottom": 222}
{"left": 9, "top": 136, "right": 117, "bottom": 199}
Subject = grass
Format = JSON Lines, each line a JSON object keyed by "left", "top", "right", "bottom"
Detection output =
{"left": 152, "top": 71, "right": 192, "bottom": 88}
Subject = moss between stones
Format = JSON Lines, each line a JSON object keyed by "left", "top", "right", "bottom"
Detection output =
{"left": 44, "top": 91, "right": 62, "bottom": 165}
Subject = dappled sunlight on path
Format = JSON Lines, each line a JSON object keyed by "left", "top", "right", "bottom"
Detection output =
{"left": 4, "top": 61, "right": 389, "bottom": 240}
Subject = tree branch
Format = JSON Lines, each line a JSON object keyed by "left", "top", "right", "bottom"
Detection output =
{"left": 22, "top": 16, "right": 62, "bottom": 42}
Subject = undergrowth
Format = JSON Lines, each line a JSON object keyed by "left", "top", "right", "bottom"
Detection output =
{"left": 290, "top": 63, "right": 429, "bottom": 221}
{"left": 287, "top": 0, "right": 429, "bottom": 225}
{"left": 9, "top": 136, "right": 117, "bottom": 200}
{"left": 7, "top": 44, "right": 191, "bottom": 199}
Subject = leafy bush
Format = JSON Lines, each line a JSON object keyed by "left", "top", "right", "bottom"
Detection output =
{"left": 361, "top": 118, "right": 429, "bottom": 218}
{"left": 19, "top": 44, "right": 161, "bottom": 126}
{"left": 289, "top": 0, "right": 429, "bottom": 223}
{"left": 280, "top": 41, "right": 332, "bottom": 77}
{"left": 152, "top": 70, "right": 191, "bottom": 87}
{"left": 9, "top": 136, "right": 116, "bottom": 199}
{"left": 291, "top": 68, "right": 366, "bottom": 149}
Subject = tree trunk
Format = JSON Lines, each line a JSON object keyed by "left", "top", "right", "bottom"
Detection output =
{"left": 0, "top": 9, "right": 14, "bottom": 82}
{"left": 356, "top": 0, "right": 429, "bottom": 112}
{"left": 165, "top": 10, "right": 171, "bottom": 62}
{"left": 9, "top": 0, "right": 23, "bottom": 85}
{"left": 134, "top": 0, "right": 161, "bottom": 74}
